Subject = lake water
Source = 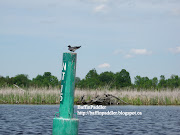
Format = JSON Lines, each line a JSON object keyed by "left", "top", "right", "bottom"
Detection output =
{"left": 0, "top": 105, "right": 180, "bottom": 135}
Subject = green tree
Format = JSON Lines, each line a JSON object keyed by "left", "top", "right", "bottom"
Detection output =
{"left": 86, "top": 69, "right": 100, "bottom": 89}
{"left": 167, "top": 75, "right": 179, "bottom": 88}
{"left": 13, "top": 74, "right": 30, "bottom": 87}
{"left": 158, "top": 75, "right": 167, "bottom": 88}
{"left": 78, "top": 68, "right": 100, "bottom": 89}
{"left": 134, "top": 75, "right": 141, "bottom": 88}
{"left": 75, "top": 77, "right": 81, "bottom": 87}
{"left": 135, "top": 76, "right": 152, "bottom": 89}
{"left": 99, "top": 71, "right": 115, "bottom": 88}
{"left": 152, "top": 77, "right": 158, "bottom": 89}
{"left": 85, "top": 68, "right": 98, "bottom": 79}
{"left": 32, "top": 75, "right": 44, "bottom": 87}
{"left": 0, "top": 76, "right": 6, "bottom": 87}
{"left": 115, "top": 69, "right": 131, "bottom": 89}
{"left": 143, "top": 77, "right": 152, "bottom": 89}
{"left": 32, "top": 72, "right": 59, "bottom": 88}
{"left": 77, "top": 79, "right": 86, "bottom": 89}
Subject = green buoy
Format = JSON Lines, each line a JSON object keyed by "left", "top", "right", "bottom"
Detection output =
{"left": 53, "top": 52, "right": 79, "bottom": 135}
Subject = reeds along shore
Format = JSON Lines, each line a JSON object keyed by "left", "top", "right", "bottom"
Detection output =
{"left": 0, "top": 88, "right": 180, "bottom": 105}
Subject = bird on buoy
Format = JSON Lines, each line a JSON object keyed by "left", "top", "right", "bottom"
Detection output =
{"left": 68, "top": 45, "right": 81, "bottom": 52}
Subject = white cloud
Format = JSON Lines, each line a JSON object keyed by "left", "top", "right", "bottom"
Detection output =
{"left": 124, "top": 54, "right": 133, "bottom": 59}
{"left": 93, "top": 4, "right": 107, "bottom": 13}
{"left": 168, "top": 46, "right": 180, "bottom": 54}
{"left": 113, "top": 48, "right": 152, "bottom": 59}
{"left": 98, "top": 63, "right": 110, "bottom": 68}
{"left": 130, "top": 49, "right": 152, "bottom": 55}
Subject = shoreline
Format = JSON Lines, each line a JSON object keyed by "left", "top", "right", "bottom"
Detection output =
{"left": 1, "top": 88, "right": 180, "bottom": 105}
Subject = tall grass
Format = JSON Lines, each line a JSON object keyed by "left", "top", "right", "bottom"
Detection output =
{"left": 75, "top": 88, "right": 180, "bottom": 105}
{"left": 0, "top": 88, "right": 60, "bottom": 104}
{"left": 0, "top": 87, "right": 180, "bottom": 105}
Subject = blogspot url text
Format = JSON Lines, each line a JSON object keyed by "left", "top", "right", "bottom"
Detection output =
{"left": 77, "top": 111, "right": 142, "bottom": 116}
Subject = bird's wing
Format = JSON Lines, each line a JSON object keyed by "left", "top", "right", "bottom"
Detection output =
{"left": 75, "top": 46, "right": 81, "bottom": 49}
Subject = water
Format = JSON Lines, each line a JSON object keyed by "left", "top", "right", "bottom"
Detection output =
{"left": 0, "top": 105, "right": 180, "bottom": 135}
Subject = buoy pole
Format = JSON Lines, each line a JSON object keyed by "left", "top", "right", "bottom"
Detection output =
{"left": 53, "top": 52, "right": 79, "bottom": 135}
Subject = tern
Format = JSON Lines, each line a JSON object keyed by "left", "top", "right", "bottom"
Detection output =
{"left": 68, "top": 45, "right": 81, "bottom": 52}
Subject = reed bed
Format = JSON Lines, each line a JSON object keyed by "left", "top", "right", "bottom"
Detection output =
{"left": 0, "top": 88, "right": 180, "bottom": 105}
{"left": 0, "top": 88, "right": 60, "bottom": 104}
{"left": 75, "top": 88, "right": 180, "bottom": 105}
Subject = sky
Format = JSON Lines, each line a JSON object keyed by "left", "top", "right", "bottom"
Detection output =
{"left": 0, "top": 0, "right": 180, "bottom": 83}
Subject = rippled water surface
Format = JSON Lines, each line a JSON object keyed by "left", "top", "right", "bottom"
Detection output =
{"left": 0, "top": 105, "right": 180, "bottom": 135}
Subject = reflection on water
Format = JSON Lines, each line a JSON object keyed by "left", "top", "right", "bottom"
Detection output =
{"left": 0, "top": 105, "right": 180, "bottom": 135}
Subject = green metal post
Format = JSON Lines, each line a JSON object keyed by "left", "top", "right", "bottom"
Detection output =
{"left": 53, "top": 52, "right": 79, "bottom": 135}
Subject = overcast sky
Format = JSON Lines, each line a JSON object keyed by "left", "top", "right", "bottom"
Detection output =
{"left": 0, "top": 0, "right": 180, "bottom": 82}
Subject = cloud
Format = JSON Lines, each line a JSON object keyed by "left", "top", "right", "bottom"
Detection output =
{"left": 124, "top": 54, "right": 133, "bottom": 59}
{"left": 98, "top": 63, "right": 110, "bottom": 68}
{"left": 168, "top": 46, "right": 180, "bottom": 54}
{"left": 93, "top": 4, "right": 107, "bottom": 13}
{"left": 130, "top": 49, "right": 152, "bottom": 55}
{"left": 113, "top": 48, "right": 152, "bottom": 59}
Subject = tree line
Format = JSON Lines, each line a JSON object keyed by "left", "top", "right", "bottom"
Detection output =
{"left": 0, "top": 72, "right": 60, "bottom": 88}
{"left": 76, "top": 69, "right": 180, "bottom": 90}
{"left": 0, "top": 69, "right": 180, "bottom": 89}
